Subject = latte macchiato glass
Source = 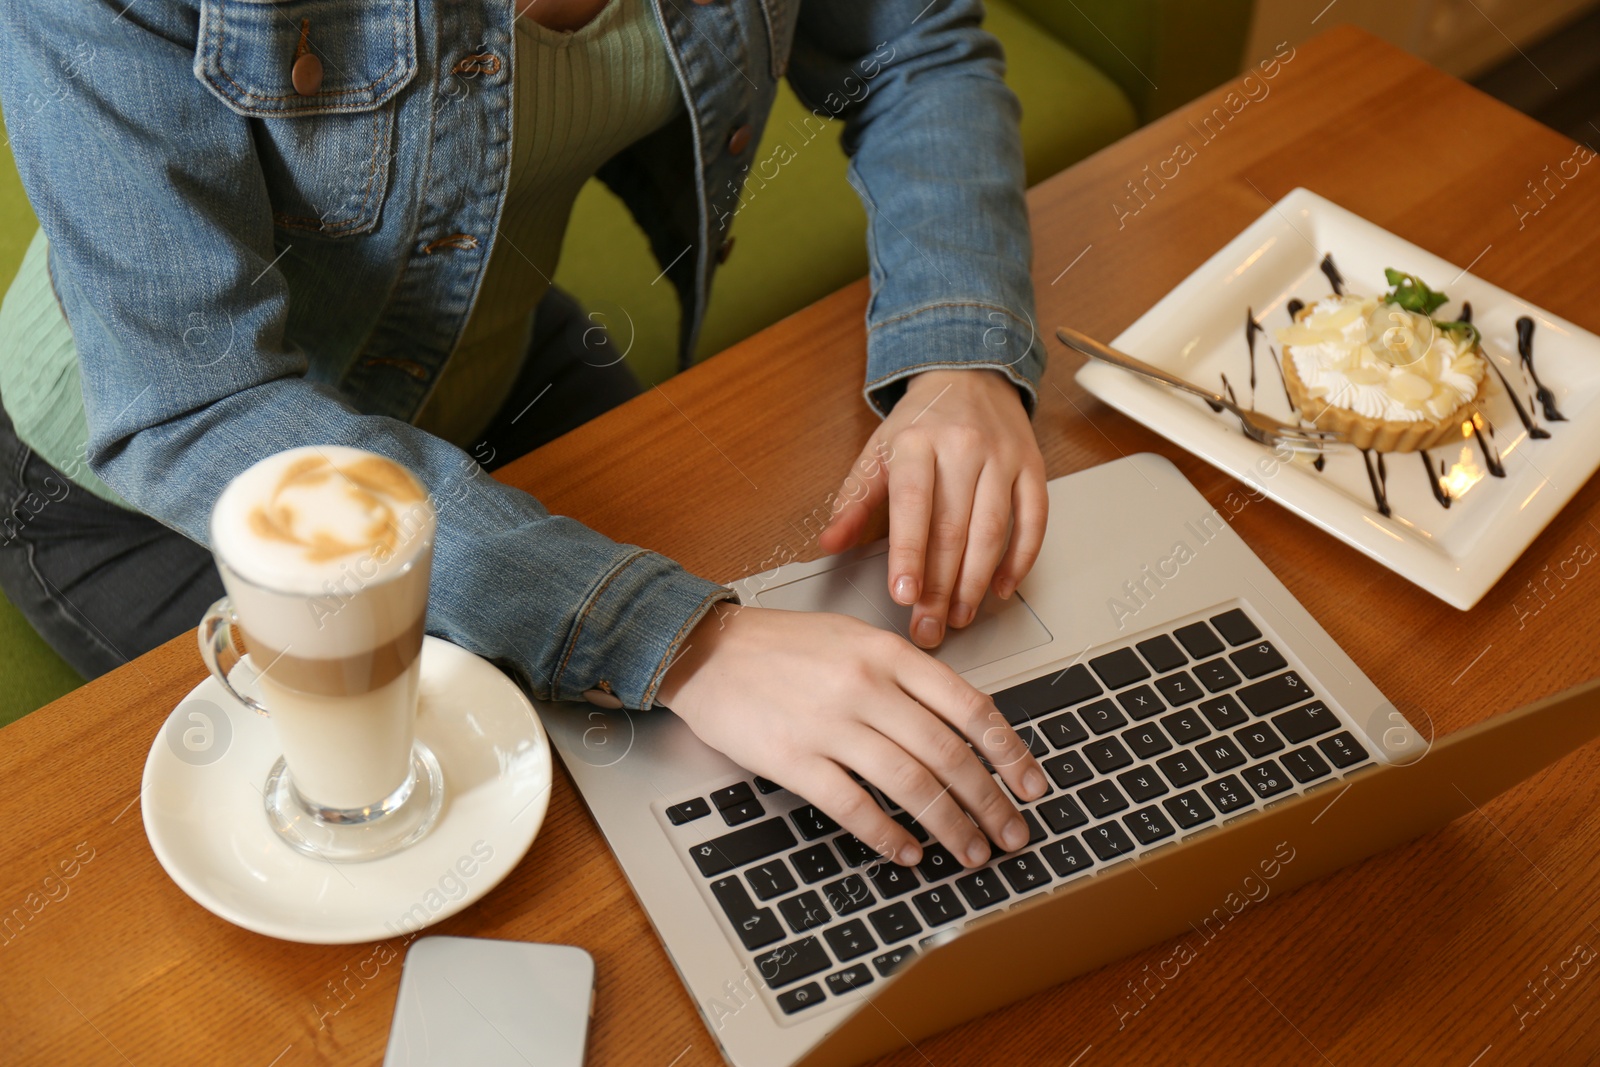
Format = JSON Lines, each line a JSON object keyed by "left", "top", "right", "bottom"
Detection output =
{"left": 199, "top": 446, "right": 443, "bottom": 862}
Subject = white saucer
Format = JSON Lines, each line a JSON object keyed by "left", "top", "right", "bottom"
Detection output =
{"left": 142, "top": 637, "right": 552, "bottom": 944}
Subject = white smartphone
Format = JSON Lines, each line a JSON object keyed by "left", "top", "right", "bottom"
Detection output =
{"left": 384, "top": 936, "right": 595, "bottom": 1067}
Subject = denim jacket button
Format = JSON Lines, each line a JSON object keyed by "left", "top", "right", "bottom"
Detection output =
{"left": 292, "top": 53, "right": 324, "bottom": 96}
{"left": 726, "top": 123, "right": 753, "bottom": 156}
{"left": 583, "top": 686, "right": 624, "bottom": 709}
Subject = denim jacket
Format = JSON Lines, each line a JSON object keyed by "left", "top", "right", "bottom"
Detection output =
{"left": 0, "top": 0, "right": 1043, "bottom": 709}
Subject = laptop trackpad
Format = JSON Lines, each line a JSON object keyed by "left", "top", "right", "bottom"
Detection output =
{"left": 751, "top": 553, "right": 1052, "bottom": 674}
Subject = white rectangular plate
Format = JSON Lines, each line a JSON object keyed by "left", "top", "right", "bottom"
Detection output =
{"left": 1075, "top": 188, "right": 1600, "bottom": 609}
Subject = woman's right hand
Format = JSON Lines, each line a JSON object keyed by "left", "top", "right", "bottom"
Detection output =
{"left": 656, "top": 603, "right": 1048, "bottom": 870}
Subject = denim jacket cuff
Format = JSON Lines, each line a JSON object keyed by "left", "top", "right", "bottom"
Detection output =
{"left": 552, "top": 548, "right": 736, "bottom": 710}
{"left": 862, "top": 302, "right": 1046, "bottom": 419}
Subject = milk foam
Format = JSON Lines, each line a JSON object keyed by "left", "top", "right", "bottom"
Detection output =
{"left": 211, "top": 447, "right": 435, "bottom": 657}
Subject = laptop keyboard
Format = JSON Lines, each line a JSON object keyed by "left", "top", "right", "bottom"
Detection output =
{"left": 660, "top": 605, "right": 1373, "bottom": 1021}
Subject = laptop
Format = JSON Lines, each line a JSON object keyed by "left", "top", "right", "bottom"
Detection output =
{"left": 539, "top": 452, "right": 1600, "bottom": 1067}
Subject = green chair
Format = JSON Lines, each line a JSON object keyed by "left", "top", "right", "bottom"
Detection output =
{"left": 0, "top": 1, "right": 1253, "bottom": 723}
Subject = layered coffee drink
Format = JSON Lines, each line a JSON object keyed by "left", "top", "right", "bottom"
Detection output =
{"left": 209, "top": 446, "right": 435, "bottom": 812}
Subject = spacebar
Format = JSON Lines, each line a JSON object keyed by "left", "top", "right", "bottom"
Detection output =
{"left": 689, "top": 818, "right": 798, "bottom": 876}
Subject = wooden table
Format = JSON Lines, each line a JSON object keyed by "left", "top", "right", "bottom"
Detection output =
{"left": 5, "top": 25, "right": 1600, "bottom": 1066}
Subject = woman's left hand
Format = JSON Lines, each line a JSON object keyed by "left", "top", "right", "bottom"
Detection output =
{"left": 819, "top": 368, "right": 1048, "bottom": 649}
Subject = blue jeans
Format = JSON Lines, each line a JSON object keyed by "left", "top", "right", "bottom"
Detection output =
{"left": 0, "top": 288, "right": 638, "bottom": 680}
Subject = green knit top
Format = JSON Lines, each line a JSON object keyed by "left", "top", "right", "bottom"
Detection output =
{"left": 0, "top": 0, "right": 680, "bottom": 505}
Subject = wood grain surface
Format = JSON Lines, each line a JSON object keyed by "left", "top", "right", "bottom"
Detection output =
{"left": 4, "top": 25, "right": 1600, "bottom": 1067}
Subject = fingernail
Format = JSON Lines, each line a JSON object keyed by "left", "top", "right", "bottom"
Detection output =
{"left": 915, "top": 617, "right": 942, "bottom": 646}
{"left": 897, "top": 845, "right": 921, "bottom": 867}
{"left": 966, "top": 840, "right": 991, "bottom": 866}
{"left": 949, "top": 603, "right": 973, "bottom": 627}
{"left": 995, "top": 579, "right": 1014, "bottom": 600}
{"left": 1002, "top": 819, "right": 1028, "bottom": 852}
{"left": 893, "top": 575, "right": 918, "bottom": 604}
{"left": 1023, "top": 769, "right": 1047, "bottom": 799}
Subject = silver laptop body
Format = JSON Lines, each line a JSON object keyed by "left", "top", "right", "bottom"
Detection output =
{"left": 540, "top": 453, "right": 1421, "bottom": 1067}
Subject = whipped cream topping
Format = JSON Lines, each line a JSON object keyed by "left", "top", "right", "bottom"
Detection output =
{"left": 1276, "top": 295, "right": 1485, "bottom": 423}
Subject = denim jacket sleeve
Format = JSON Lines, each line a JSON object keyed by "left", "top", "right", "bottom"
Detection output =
{"left": 0, "top": 0, "right": 732, "bottom": 710}
{"left": 786, "top": 0, "right": 1046, "bottom": 417}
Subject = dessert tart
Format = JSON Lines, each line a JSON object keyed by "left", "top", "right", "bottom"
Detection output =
{"left": 1277, "top": 270, "right": 1488, "bottom": 452}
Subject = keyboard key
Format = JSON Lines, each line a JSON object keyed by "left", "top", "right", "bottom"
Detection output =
{"left": 755, "top": 936, "right": 831, "bottom": 989}
{"left": 722, "top": 799, "right": 765, "bottom": 826}
{"left": 1211, "top": 608, "right": 1262, "bottom": 645}
{"left": 666, "top": 797, "right": 710, "bottom": 825}
{"left": 1196, "top": 736, "right": 1246, "bottom": 773}
{"left": 1273, "top": 700, "right": 1340, "bottom": 743}
{"left": 868, "top": 902, "right": 922, "bottom": 943}
{"left": 1117, "top": 766, "right": 1169, "bottom": 803}
{"left": 689, "top": 818, "right": 798, "bottom": 876}
{"left": 777, "top": 982, "right": 825, "bottom": 1014}
{"left": 710, "top": 876, "right": 786, "bottom": 950}
{"left": 821, "top": 874, "right": 875, "bottom": 915}
{"left": 1235, "top": 722, "right": 1285, "bottom": 758}
{"left": 1198, "top": 694, "right": 1249, "bottom": 730}
{"left": 997, "top": 851, "right": 1052, "bottom": 893}
{"left": 992, "top": 665, "right": 1103, "bottom": 725}
{"left": 1241, "top": 761, "right": 1293, "bottom": 799}
{"left": 873, "top": 946, "right": 917, "bottom": 977}
{"left": 866, "top": 863, "right": 919, "bottom": 899}
{"left": 792, "top": 843, "right": 843, "bottom": 884}
{"left": 711, "top": 782, "right": 756, "bottom": 810}
{"left": 1022, "top": 809, "right": 1048, "bottom": 847}
{"left": 1135, "top": 634, "right": 1188, "bottom": 673}
{"left": 1319, "top": 731, "right": 1369, "bottom": 768}
{"left": 823, "top": 918, "right": 877, "bottom": 961}
{"left": 1163, "top": 790, "right": 1215, "bottom": 829}
{"left": 1038, "top": 795, "right": 1089, "bottom": 835}
{"left": 790, "top": 805, "right": 840, "bottom": 841}
{"left": 955, "top": 868, "right": 1010, "bottom": 909}
{"left": 746, "top": 860, "right": 797, "bottom": 901}
{"left": 1230, "top": 641, "right": 1287, "bottom": 679}
{"left": 1161, "top": 708, "right": 1210, "bottom": 745}
{"left": 778, "top": 890, "right": 831, "bottom": 933}
{"left": 1038, "top": 711, "right": 1089, "bottom": 749}
{"left": 912, "top": 885, "right": 968, "bottom": 927}
{"left": 873, "top": 786, "right": 902, "bottom": 813}
{"left": 1281, "top": 746, "right": 1333, "bottom": 783}
{"left": 915, "top": 844, "right": 962, "bottom": 883}
{"left": 1202, "top": 775, "right": 1252, "bottom": 814}
{"left": 1123, "top": 805, "right": 1176, "bottom": 845}
{"left": 1040, "top": 836, "right": 1094, "bottom": 877}
{"left": 1089, "top": 647, "right": 1150, "bottom": 690}
{"left": 835, "top": 834, "right": 880, "bottom": 867}
{"left": 1116, "top": 685, "right": 1165, "bottom": 720}
{"left": 1083, "top": 737, "right": 1134, "bottom": 774}
{"left": 1152, "top": 671, "right": 1203, "bottom": 708}
{"left": 1044, "top": 749, "right": 1094, "bottom": 789}
{"left": 1237, "top": 671, "right": 1311, "bottom": 715}
{"left": 1083, "top": 821, "right": 1137, "bottom": 861}
{"left": 753, "top": 776, "right": 783, "bottom": 794}
{"left": 826, "top": 964, "right": 874, "bottom": 995}
{"left": 1122, "top": 723, "right": 1172, "bottom": 760}
{"left": 1015, "top": 725, "right": 1049, "bottom": 759}
{"left": 1174, "top": 621, "right": 1225, "bottom": 659}
{"left": 1078, "top": 698, "right": 1128, "bottom": 734}
{"left": 1192, "top": 659, "right": 1242, "bottom": 693}
{"left": 892, "top": 812, "right": 930, "bottom": 843}
{"left": 1077, "top": 780, "right": 1129, "bottom": 818}
{"left": 1155, "top": 749, "right": 1208, "bottom": 788}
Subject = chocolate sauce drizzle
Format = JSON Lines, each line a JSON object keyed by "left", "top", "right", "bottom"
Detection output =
{"left": 1420, "top": 450, "right": 1450, "bottom": 508}
{"left": 1360, "top": 449, "right": 1391, "bottom": 517}
{"left": 1459, "top": 301, "right": 1472, "bottom": 324}
{"left": 1484, "top": 352, "right": 1551, "bottom": 440}
{"left": 1319, "top": 253, "right": 1344, "bottom": 295}
{"left": 1471, "top": 421, "right": 1507, "bottom": 478}
{"left": 1244, "top": 308, "right": 1262, "bottom": 402}
{"left": 1286, "top": 298, "right": 1305, "bottom": 320}
{"left": 1517, "top": 316, "right": 1566, "bottom": 422}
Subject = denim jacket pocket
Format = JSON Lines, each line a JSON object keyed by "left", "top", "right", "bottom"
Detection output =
{"left": 194, "top": 0, "right": 418, "bottom": 236}
{"left": 755, "top": 0, "right": 797, "bottom": 79}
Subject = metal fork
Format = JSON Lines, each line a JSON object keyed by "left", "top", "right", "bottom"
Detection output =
{"left": 1055, "top": 326, "right": 1345, "bottom": 454}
